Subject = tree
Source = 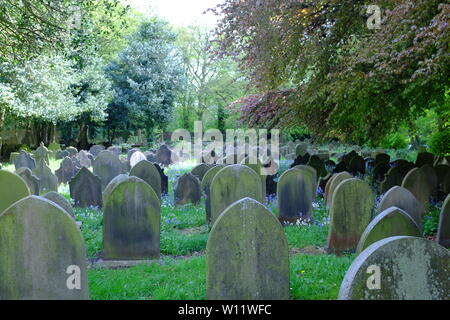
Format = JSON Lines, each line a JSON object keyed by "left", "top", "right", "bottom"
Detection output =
{"left": 106, "top": 19, "right": 185, "bottom": 144}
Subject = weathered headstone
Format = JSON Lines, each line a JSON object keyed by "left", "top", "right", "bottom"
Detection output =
{"left": 374, "top": 153, "right": 390, "bottom": 167}
{"left": 327, "top": 178, "right": 374, "bottom": 254}
{"left": 277, "top": 168, "right": 315, "bottom": 224}
{"left": 102, "top": 174, "right": 129, "bottom": 203}
{"left": 326, "top": 172, "right": 353, "bottom": 207}
{"left": 339, "top": 236, "right": 449, "bottom": 300}
{"left": 66, "top": 146, "right": 78, "bottom": 157}
{"left": 421, "top": 164, "right": 438, "bottom": 196}
{"left": 15, "top": 167, "right": 40, "bottom": 195}
{"left": 32, "top": 163, "right": 58, "bottom": 194}
{"left": 356, "top": 207, "right": 421, "bottom": 254}
{"left": 93, "top": 151, "right": 123, "bottom": 191}
{"left": 154, "top": 163, "right": 168, "bottom": 195}
{"left": 89, "top": 145, "right": 105, "bottom": 157}
{"left": 56, "top": 150, "right": 70, "bottom": 160}
{"left": 174, "top": 173, "right": 202, "bottom": 206}
{"left": 210, "top": 165, "right": 263, "bottom": 225}
{"left": 437, "top": 194, "right": 450, "bottom": 248}
{"left": 156, "top": 144, "right": 178, "bottom": 166}
{"left": 43, "top": 191, "right": 75, "bottom": 217}
{"left": 435, "top": 165, "right": 450, "bottom": 192}
{"left": 191, "top": 163, "right": 213, "bottom": 182}
{"left": 130, "top": 160, "right": 161, "bottom": 198}
{"left": 0, "top": 196, "right": 89, "bottom": 299}
{"left": 130, "top": 151, "right": 147, "bottom": 168}
{"left": 103, "top": 177, "right": 160, "bottom": 260}
{"left": 55, "top": 157, "right": 79, "bottom": 184}
{"left": 76, "top": 150, "right": 93, "bottom": 168}
{"left": 107, "top": 146, "right": 121, "bottom": 157}
{"left": 69, "top": 167, "right": 102, "bottom": 208}
{"left": 372, "top": 162, "right": 390, "bottom": 182}
{"left": 14, "top": 150, "right": 36, "bottom": 171}
{"left": 34, "top": 142, "right": 50, "bottom": 166}
{"left": 0, "top": 170, "right": 30, "bottom": 214}
{"left": 333, "top": 161, "right": 347, "bottom": 174}
{"left": 290, "top": 153, "right": 310, "bottom": 168}
{"left": 401, "top": 167, "right": 430, "bottom": 204}
{"left": 201, "top": 165, "right": 226, "bottom": 222}
{"left": 206, "top": 198, "right": 290, "bottom": 300}
{"left": 295, "top": 143, "right": 308, "bottom": 157}
{"left": 378, "top": 186, "right": 424, "bottom": 229}
{"left": 127, "top": 148, "right": 140, "bottom": 161}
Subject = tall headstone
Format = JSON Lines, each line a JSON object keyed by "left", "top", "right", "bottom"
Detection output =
{"left": 103, "top": 174, "right": 129, "bottom": 203}
{"left": 76, "top": 150, "right": 93, "bottom": 168}
{"left": 69, "top": 167, "right": 102, "bottom": 208}
{"left": 130, "top": 160, "right": 161, "bottom": 199}
{"left": 348, "top": 155, "right": 366, "bottom": 176}
{"left": 339, "top": 236, "right": 449, "bottom": 300}
{"left": 34, "top": 142, "right": 50, "bottom": 167}
{"left": 401, "top": 168, "right": 430, "bottom": 205}
{"left": 437, "top": 194, "right": 450, "bottom": 248}
{"left": 0, "top": 170, "right": 30, "bottom": 214}
{"left": 14, "top": 150, "right": 35, "bottom": 171}
{"left": 210, "top": 165, "right": 263, "bottom": 225}
{"left": 103, "top": 177, "right": 160, "bottom": 260}
{"left": 421, "top": 164, "right": 438, "bottom": 196}
{"left": 93, "top": 151, "right": 123, "bottom": 191}
{"left": 206, "top": 198, "right": 290, "bottom": 300}
{"left": 174, "top": 173, "right": 202, "bottom": 206}
{"left": 156, "top": 144, "right": 177, "bottom": 167}
{"left": 32, "top": 163, "right": 58, "bottom": 194}
{"left": 327, "top": 178, "right": 374, "bottom": 254}
{"left": 0, "top": 196, "right": 89, "bottom": 299}
{"left": 15, "top": 167, "right": 40, "bottom": 195}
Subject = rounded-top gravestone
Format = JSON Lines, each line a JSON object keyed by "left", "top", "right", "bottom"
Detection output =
{"left": 93, "top": 151, "right": 124, "bottom": 191}
{"left": 326, "top": 171, "right": 353, "bottom": 207}
{"left": 191, "top": 163, "right": 214, "bottom": 183}
{"left": 69, "top": 167, "right": 103, "bottom": 208}
{"left": 102, "top": 174, "right": 129, "bottom": 203}
{"left": 130, "top": 151, "right": 147, "bottom": 168}
{"left": 89, "top": 145, "right": 105, "bottom": 157}
{"left": 0, "top": 170, "right": 31, "bottom": 214}
{"left": 201, "top": 165, "right": 226, "bottom": 222}
{"left": 174, "top": 173, "right": 202, "bottom": 206}
{"left": 130, "top": 160, "right": 161, "bottom": 199}
{"left": 43, "top": 191, "right": 75, "bottom": 218}
{"left": 207, "top": 198, "right": 289, "bottom": 300}
{"left": 401, "top": 167, "right": 430, "bottom": 205}
{"left": 437, "top": 194, "right": 450, "bottom": 248}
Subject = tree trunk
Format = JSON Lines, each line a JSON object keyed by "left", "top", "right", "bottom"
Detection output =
{"left": 0, "top": 107, "right": 4, "bottom": 160}
{"left": 78, "top": 117, "right": 89, "bottom": 150}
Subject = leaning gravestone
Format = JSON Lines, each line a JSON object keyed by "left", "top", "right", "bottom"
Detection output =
{"left": 191, "top": 163, "right": 213, "bottom": 182}
{"left": 43, "top": 191, "right": 75, "bottom": 218}
{"left": 174, "top": 173, "right": 202, "bottom": 206}
{"left": 55, "top": 157, "right": 79, "bottom": 184}
{"left": 130, "top": 160, "right": 161, "bottom": 199}
{"left": 326, "top": 172, "right": 353, "bottom": 207}
{"left": 206, "top": 198, "right": 290, "bottom": 300}
{"left": 339, "top": 236, "right": 449, "bottom": 300}
{"left": 378, "top": 186, "right": 424, "bottom": 230}
{"left": 201, "top": 165, "right": 226, "bottom": 222}
{"left": 15, "top": 167, "right": 40, "bottom": 195}
{"left": 93, "top": 151, "right": 123, "bottom": 191}
{"left": 69, "top": 167, "right": 102, "bottom": 208}
{"left": 327, "top": 178, "right": 374, "bottom": 254}
{"left": 14, "top": 150, "right": 36, "bottom": 171}
{"left": 89, "top": 145, "right": 105, "bottom": 157}
{"left": 416, "top": 152, "right": 435, "bottom": 168}
{"left": 437, "top": 194, "right": 450, "bottom": 248}
{"left": 32, "top": 163, "right": 58, "bottom": 194}
{"left": 401, "top": 167, "right": 430, "bottom": 205}
{"left": 130, "top": 151, "right": 147, "bottom": 168}
{"left": 356, "top": 207, "right": 421, "bottom": 254}
{"left": 210, "top": 165, "right": 263, "bottom": 225}
{"left": 277, "top": 168, "right": 315, "bottom": 224}
{"left": 154, "top": 163, "right": 168, "bottom": 195}
{"left": 103, "top": 177, "right": 160, "bottom": 260}
{"left": 0, "top": 196, "right": 89, "bottom": 299}
{"left": 0, "top": 170, "right": 30, "bottom": 214}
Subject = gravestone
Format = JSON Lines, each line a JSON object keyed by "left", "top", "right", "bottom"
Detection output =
{"left": 437, "top": 194, "right": 450, "bottom": 248}
{"left": 127, "top": 148, "right": 140, "bottom": 161}
{"left": 103, "top": 174, "right": 130, "bottom": 203}
{"left": 48, "top": 142, "right": 61, "bottom": 152}
{"left": 103, "top": 177, "right": 160, "bottom": 260}
{"left": 241, "top": 158, "right": 267, "bottom": 200}
{"left": 145, "top": 151, "right": 156, "bottom": 163}
{"left": 374, "top": 153, "right": 390, "bottom": 167}
{"left": 191, "top": 163, "right": 213, "bottom": 182}
{"left": 76, "top": 150, "right": 93, "bottom": 168}
{"left": 380, "top": 166, "right": 403, "bottom": 194}
{"left": 156, "top": 144, "right": 177, "bottom": 166}
{"left": 130, "top": 160, "right": 161, "bottom": 199}
{"left": 307, "top": 155, "right": 327, "bottom": 178}
{"left": 89, "top": 145, "right": 105, "bottom": 157}
{"left": 327, "top": 178, "right": 374, "bottom": 254}
{"left": 348, "top": 155, "right": 366, "bottom": 176}
{"left": 356, "top": 207, "right": 421, "bottom": 254}
{"left": 210, "top": 165, "right": 263, "bottom": 225}
{"left": 339, "top": 236, "right": 449, "bottom": 300}
{"left": 435, "top": 165, "right": 450, "bottom": 192}
{"left": 43, "top": 191, "right": 75, "bottom": 217}
{"left": 342, "top": 151, "right": 358, "bottom": 166}
{"left": 93, "top": 151, "right": 123, "bottom": 191}
{"left": 333, "top": 161, "right": 347, "bottom": 174}
{"left": 206, "top": 198, "right": 290, "bottom": 300}
{"left": 421, "top": 164, "right": 438, "bottom": 196}
{"left": 55, "top": 157, "right": 79, "bottom": 184}
{"left": 416, "top": 152, "right": 435, "bottom": 168}
{"left": 69, "top": 167, "right": 102, "bottom": 208}
{"left": 130, "top": 151, "right": 147, "bottom": 168}
{"left": 277, "top": 168, "right": 315, "bottom": 224}
{"left": 373, "top": 162, "right": 390, "bottom": 182}
{"left": 378, "top": 186, "right": 424, "bottom": 229}
{"left": 295, "top": 143, "right": 308, "bottom": 157}
{"left": 174, "top": 173, "right": 202, "bottom": 206}
{"left": 15, "top": 167, "right": 40, "bottom": 195}
{"left": 66, "top": 146, "right": 78, "bottom": 157}
{"left": 0, "top": 196, "right": 89, "bottom": 299}
{"left": 56, "top": 150, "right": 70, "bottom": 160}
{"left": 107, "top": 146, "right": 121, "bottom": 157}
{"left": 401, "top": 168, "right": 430, "bottom": 204}
{"left": 326, "top": 172, "right": 353, "bottom": 207}
{"left": 290, "top": 153, "right": 310, "bottom": 168}
{"left": 201, "top": 165, "right": 226, "bottom": 222}
{"left": 0, "top": 170, "right": 30, "bottom": 214}
{"left": 154, "top": 163, "right": 168, "bottom": 195}
{"left": 34, "top": 142, "right": 50, "bottom": 166}
{"left": 32, "top": 163, "right": 58, "bottom": 194}
{"left": 14, "top": 150, "right": 35, "bottom": 171}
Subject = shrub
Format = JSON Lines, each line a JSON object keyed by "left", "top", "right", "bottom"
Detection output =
{"left": 429, "top": 129, "right": 450, "bottom": 156}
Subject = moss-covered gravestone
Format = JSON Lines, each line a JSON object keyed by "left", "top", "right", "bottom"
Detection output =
{"left": 154, "top": 163, "right": 168, "bottom": 195}
{"left": 356, "top": 207, "right": 421, "bottom": 254}
{"left": 130, "top": 160, "right": 161, "bottom": 199}
{"left": 339, "top": 236, "right": 449, "bottom": 300}
{"left": 43, "top": 191, "right": 75, "bottom": 218}
{"left": 130, "top": 151, "right": 147, "bottom": 168}
{"left": 32, "top": 163, "right": 58, "bottom": 194}
{"left": 416, "top": 152, "right": 435, "bottom": 168}
{"left": 210, "top": 165, "right": 263, "bottom": 225}
{"left": 201, "top": 165, "right": 226, "bottom": 222}
{"left": 241, "top": 158, "right": 267, "bottom": 200}
{"left": 0, "top": 170, "right": 31, "bottom": 214}
{"left": 277, "top": 168, "right": 315, "bottom": 224}
{"left": 437, "top": 194, "right": 450, "bottom": 248}
{"left": 15, "top": 167, "right": 40, "bottom": 196}
{"left": 174, "top": 173, "right": 202, "bottom": 206}
{"left": 327, "top": 178, "right": 374, "bottom": 254}
{"left": 378, "top": 186, "right": 424, "bottom": 230}
{"left": 93, "top": 151, "right": 124, "bottom": 191}
{"left": 103, "top": 177, "right": 160, "bottom": 260}
{"left": 293, "top": 165, "right": 317, "bottom": 198}
{"left": 69, "top": 167, "right": 102, "bottom": 208}
{"left": 206, "top": 198, "right": 289, "bottom": 300}
{"left": 103, "top": 174, "right": 129, "bottom": 203}
{"left": 191, "top": 163, "right": 214, "bottom": 182}
{"left": 0, "top": 196, "right": 89, "bottom": 300}
{"left": 14, "top": 150, "right": 36, "bottom": 171}
{"left": 401, "top": 167, "right": 430, "bottom": 205}
{"left": 326, "top": 172, "right": 353, "bottom": 208}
